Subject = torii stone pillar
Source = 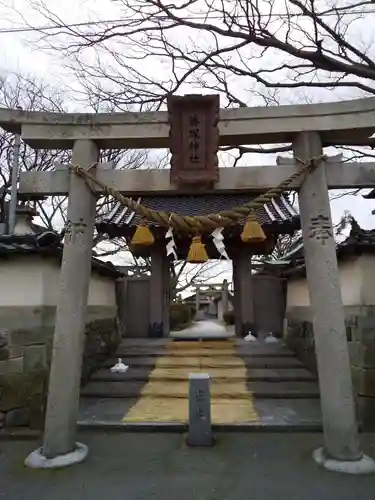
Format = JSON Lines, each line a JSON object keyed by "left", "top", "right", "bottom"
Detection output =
{"left": 294, "top": 132, "right": 375, "bottom": 474}
{"left": 25, "top": 139, "right": 99, "bottom": 469}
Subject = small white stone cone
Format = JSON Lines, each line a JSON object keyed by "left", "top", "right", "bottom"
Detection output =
{"left": 265, "top": 333, "right": 279, "bottom": 344}
{"left": 244, "top": 332, "right": 257, "bottom": 342}
{"left": 110, "top": 358, "right": 129, "bottom": 373}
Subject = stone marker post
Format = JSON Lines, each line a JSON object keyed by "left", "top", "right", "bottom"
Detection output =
{"left": 187, "top": 373, "right": 213, "bottom": 446}
{"left": 25, "top": 140, "right": 99, "bottom": 468}
{"left": 294, "top": 132, "right": 375, "bottom": 474}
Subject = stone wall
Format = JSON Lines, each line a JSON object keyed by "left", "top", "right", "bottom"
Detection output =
{"left": 81, "top": 317, "right": 121, "bottom": 384}
{"left": 284, "top": 305, "right": 375, "bottom": 428}
{"left": 0, "top": 337, "right": 48, "bottom": 430}
{"left": 0, "top": 317, "right": 121, "bottom": 431}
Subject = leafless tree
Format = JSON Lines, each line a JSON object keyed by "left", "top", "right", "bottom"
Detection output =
{"left": 17, "top": 1, "right": 375, "bottom": 181}
{"left": 0, "top": 72, "right": 147, "bottom": 257}
{"left": 7, "top": 0, "right": 375, "bottom": 283}
{"left": 170, "top": 260, "right": 225, "bottom": 299}
{"left": 21, "top": 1, "right": 375, "bottom": 101}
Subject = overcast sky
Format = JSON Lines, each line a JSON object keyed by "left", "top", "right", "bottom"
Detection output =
{"left": 1, "top": 0, "right": 375, "bottom": 235}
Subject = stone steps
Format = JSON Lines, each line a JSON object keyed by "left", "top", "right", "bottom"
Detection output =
{"left": 116, "top": 348, "right": 294, "bottom": 359}
{"left": 101, "top": 356, "right": 304, "bottom": 369}
{"left": 81, "top": 380, "right": 320, "bottom": 399}
{"left": 116, "top": 340, "right": 294, "bottom": 357}
{"left": 79, "top": 338, "right": 321, "bottom": 425}
{"left": 113, "top": 349, "right": 295, "bottom": 358}
{"left": 91, "top": 367, "right": 316, "bottom": 382}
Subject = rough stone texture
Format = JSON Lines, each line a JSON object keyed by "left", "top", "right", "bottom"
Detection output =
{"left": 0, "top": 356, "right": 24, "bottom": 375}
{"left": 23, "top": 345, "right": 47, "bottom": 372}
{"left": 0, "top": 306, "right": 116, "bottom": 346}
{"left": 0, "top": 328, "right": 9, "bottom": 349}
{"left": 284, "top": 320, "right": 317, "bottom": 374}
{"left": 313, "top": 447, "right": 375, "bottom": 475}
{"left": 42, "top": 139, "right": 99, "bottom": 460}
{"left": 3, "top": 94, "right": 375, "bottom": 149}
{"left": 5, "top": 407, "right": 30, "bottom": 427}
{"left": 187, "top": 374, "right": 212, "bottom": 447}
{"left": 25, "top": 442, "right": 89, "bottom": 469}
{"left": 81, "top": 317, "right": 121, "bottom": 384}
{"left": 0, "top": 328, "right": 10, "bottom": 361}
{"left": 18, "top": 162, "right": 375, "bottom": 197}
{"left": 285, "top": 305, "right": 375, "bottom": 428}
{"left": 294, "top": 131, "right": 360, "bottom": 461}
{"left": 0, "top": 316, "right": 119, "bottom": 431}
{"left": 0, "top": 348, "right": 9, "bottom": 361}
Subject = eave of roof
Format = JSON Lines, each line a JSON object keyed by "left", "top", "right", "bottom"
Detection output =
{"left": 0, "top": 232, "right": 123, "bottom": 279}
{"left": 258, "top": 223, "right": 375, "bottom": 279}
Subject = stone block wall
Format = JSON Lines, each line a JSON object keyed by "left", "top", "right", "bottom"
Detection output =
{"left": 0, "top": 340, "right": 48, "bottom": 430}
{"left": 284, "top": 305, "right": 375, "bottom": 428}
{"left": 348, "top": 309, "right": 375, "bottom": 427}
{"left": 0, "top": 317, "right": 121, "bottom": 431}
{"left": 81, "top": 317, "right": 121, "bottom": 384}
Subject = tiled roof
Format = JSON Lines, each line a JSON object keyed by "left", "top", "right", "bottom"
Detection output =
{"left": 0, "top": 232, "right": 122, "bottom": 278}
{"left": 0, "top": 233, "right": 61, "bottom": 255}
{"left": 342, "top": 221, "right": 375, "bottom": 247}
{"left": 362, "top": 189, "right": 375, "bottom": 199}
{"left": 96, "top": 193, "right": 299, "bottom": 232}
{"left": 267, "top": 221, "right": 375, "bottom": 279}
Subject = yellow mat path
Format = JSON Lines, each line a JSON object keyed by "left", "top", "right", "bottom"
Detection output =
{"left": 122, "top": 340, "right": 259, "bottom": 424}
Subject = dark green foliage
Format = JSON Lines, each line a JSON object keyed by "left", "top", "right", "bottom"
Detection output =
{"left": 170, "top": 303, "right": 195, "bottom": 330}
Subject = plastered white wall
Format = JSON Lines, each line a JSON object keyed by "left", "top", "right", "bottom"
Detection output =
{"left": 42, "top": 258, "right": 116, "bottom": 307}
{"left": 359, "top": 254, "right": 375, "bottom": 305}
{"left": 0, "top": 255, "right": 117, "bottom": 309}
{"left": 0, "top": 255, "right": 44, "bottom": 306}
{"left": 287, "top": 256, "right": 364, "bottom": 308}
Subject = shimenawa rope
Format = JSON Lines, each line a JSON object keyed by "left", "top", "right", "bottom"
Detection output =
{"left": 68, "top": 155, "right": 326, "bottom": 233}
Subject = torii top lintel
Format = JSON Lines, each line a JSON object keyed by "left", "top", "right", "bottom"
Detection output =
{"left": 0, "top": 95, "right": 374, "bottom": 150}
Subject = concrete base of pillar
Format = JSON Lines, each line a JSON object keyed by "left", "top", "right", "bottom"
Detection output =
{"left": 24, "top": 442, "right": 88, "bottom": 469}
{"left": 313, "top": 447, "right": 375, "bottom": 475}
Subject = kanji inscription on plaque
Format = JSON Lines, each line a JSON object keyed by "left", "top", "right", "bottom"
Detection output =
{"left": 168, "top": 94, "right": 219, "bottom": 187}
{"left": 188, "top": 113, "right": 202, "bottom": 165}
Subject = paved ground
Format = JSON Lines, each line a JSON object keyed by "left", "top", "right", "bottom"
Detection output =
{"left": 1, "top": 432, "right": 375, "bottom": 499}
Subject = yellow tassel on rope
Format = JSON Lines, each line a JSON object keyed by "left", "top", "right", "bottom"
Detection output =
{"left": 187, "top": 236, "right": 208, "bottom": 263}
{"left": 130, "top": 222, "right": 155, "bottom": 246}
{"left": 241, "top": 212, "right": 267, "bottom": 243}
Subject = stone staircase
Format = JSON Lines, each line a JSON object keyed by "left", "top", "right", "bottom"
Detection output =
{"left": 79, "top": 338, "right": 322, "bottom": 428}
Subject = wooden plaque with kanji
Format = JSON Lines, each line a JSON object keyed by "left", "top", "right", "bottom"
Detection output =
{"left": 168, "top": 94, "right": 219, "bottom": 187}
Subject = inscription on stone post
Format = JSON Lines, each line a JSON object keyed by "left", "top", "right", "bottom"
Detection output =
{"left": 308, "top": 214, "right": 333, "bottom": 245}
{"left": 64, "top": 219, "right": 87, "bottom": 244}
{"left": 168, "top": 94, "right": 219, "bottom": 187}
{"left": 187, "top": 373, "right": 213, "bottom": 447}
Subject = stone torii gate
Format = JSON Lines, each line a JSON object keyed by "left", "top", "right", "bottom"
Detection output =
{"left": 1, "top": 97, "right": 375, "bottom": 473}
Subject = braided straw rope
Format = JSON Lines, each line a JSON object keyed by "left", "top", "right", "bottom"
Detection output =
{"left": 69, "top": 155, "right": 326, "bottom": 233}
